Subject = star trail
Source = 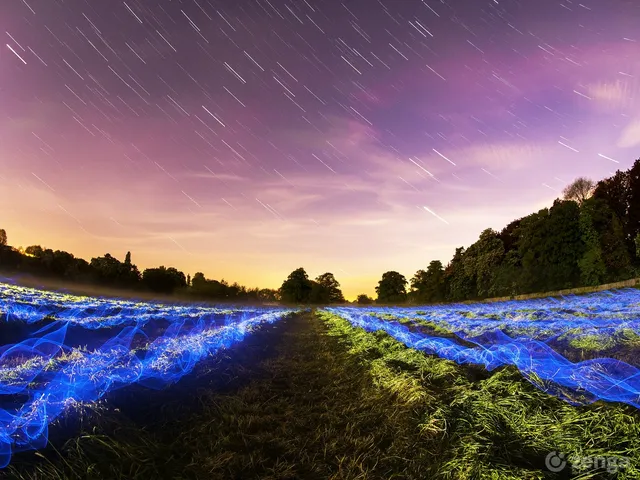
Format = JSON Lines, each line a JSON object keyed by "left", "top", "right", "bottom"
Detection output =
{"left": 1, "top": 0, "right": 639, "bottom": 298}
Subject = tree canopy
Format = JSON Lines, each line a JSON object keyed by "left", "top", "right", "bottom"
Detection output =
{"left": 375, "top": 271, "right": 407, "bottom": 303}
{"left": 562, "top": 177, "right": 595, "bottom": 205}
{"left": 279, "top": 268, "right": 345, "bottom": 304}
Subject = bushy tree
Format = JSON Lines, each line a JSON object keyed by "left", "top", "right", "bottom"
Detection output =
{"left": 467, "top": 229, "right": 505, "bottom": 298}
{"left": 578, "top": 202, "right": 606, "bottom": 286}
{"left": 626, "top": 159, "right": 640, "bottom": 259}
{"left": 311, "top": 272, "right": 345, "bottom": 304}
{"left": 0, "top": 229, "right": 6, "bottom": 246}
{"left": 518, "top": 201, "right": 583, "bottom": 292}
{"left": 444, "top": 247, "right": 475, "bottom": 301}
{"left": 90, "top": 252, "right": 140, "bottom": 286}
{"left": 25, "top": 245, "right": 44, "bottom": 257}
{"left": 356, "top": 294, "right": 374, "bottom": 305}
{"left": 593, "top": 169, "right": 632, "bottom": 254}
{"left": 490, "top": 218, "right": 525, "bottom": 296}
{"left": 142, "top": 266, "right": 187, "bottom": 294}
{"left": 410, "top": 260, "right": 445, "bottom": 303}
{"left": 279, "top": 267, "right": 313, "bottom": 303}
{"left": 375, "top": 271, "right": 407, "bottom": 303}
{"left": 563, "top": 177, "right": 594, "bottom": 205}
{"left": 580, "top": 197, "right": 631, "bottom": 283}
{"left": 258, "top": 288, "right": 279, "bottom": 302}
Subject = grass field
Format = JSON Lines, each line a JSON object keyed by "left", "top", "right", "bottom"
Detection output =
{"left": 2, "top": 309, "right": 639, "bottom": 479}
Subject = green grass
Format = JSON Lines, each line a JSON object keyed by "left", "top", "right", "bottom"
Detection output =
{"left": 3, "top": 311, "right": 640, "bottom": 479}
{"left": 567, "top": 334, "right": 617, "bottom": 352}
{"left": 320, "top": 311, "right": 640, "bottom": 479}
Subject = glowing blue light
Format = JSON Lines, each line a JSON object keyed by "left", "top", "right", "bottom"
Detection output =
{"left": 0, "top": 283, "right": 296, "bottom": 468}
{"left": 325, "top": 288, "right": 640, "bottom": 410}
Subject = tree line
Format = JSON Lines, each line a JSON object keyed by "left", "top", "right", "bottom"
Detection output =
{"left": 1, "top": 156, "right": 639, "bottom": 305}
{"left": 0, "top": 240, "right": 278, "bottom": 303}
{"left": 365, "top": 158, "right": 640, "bottom": 304}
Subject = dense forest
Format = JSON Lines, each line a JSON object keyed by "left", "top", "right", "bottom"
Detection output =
{"left": 1, "top": 157, "right": 639, "bottom": 305}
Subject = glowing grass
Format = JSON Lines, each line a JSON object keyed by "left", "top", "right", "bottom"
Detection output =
{"left": 343, "top": 288, "right": 640, "bottom": 346}
{"left": 1, "top": 311, "right": 639, "bottom": 479}
{"left": 0, "top": 282, "right": 296, "bottom": 468}
{"left": 325, "top": 288, "right": 640, "bottom": 409}
{"left": 320, "top": 311, "right": 640, "bottom": 479}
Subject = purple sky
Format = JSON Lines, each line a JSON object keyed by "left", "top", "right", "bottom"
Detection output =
{"left": 1, "top": 0, "right": 639, "bottom": 299}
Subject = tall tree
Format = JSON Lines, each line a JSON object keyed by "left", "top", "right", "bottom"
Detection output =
{"left": 90, "top": 253, "right": 140, "bottom": 287}
{"left": 467, "top": 229, "right": 505, "bottom": 298}
{"left": 0, "top": 229, "right": 6, "bottom": 246}
{"left": 492, "top": 250, "right": 522, "bottom": 297}
{"left": 518, "top": 201, "right": 584, "bottom": 292}
{"left": 582, "top": 198, "right": 632, "bottom": 282}
{"left": 410, "top": 260, "right": 445, "bottom": 303}
{"left": 375, "top": 271, "right": 407, "bottom": 303}
{"left": 258, "top": 288, "right": 280, "bottom": 302}
{"left": 518, "top": 209, "right": 552, "bottom": 293}
{"left": 311, "top": 272, "right": 345, "bottom": 304}
{"left": 578, "top": 201, "right": 606, "bottom": 286}
{"left": 444, "top": 247, "right": 475, "bottom": 301}
{"left": 593, "top": 169, "right": 631, "bottom": 248}
{"left": 626, "top": 159, "right": 640, "bottom": 260}
{"left": 563, "top": 177, "right": 595, "bottom": 205}
{"left": 497, "top": 218, "right": 523, "bottom": 253}
{"left": 279, "top": 267, "right": 313, "bottom": 303}
{"left": 192, "top": 272, "right": 206, "bottom": 287}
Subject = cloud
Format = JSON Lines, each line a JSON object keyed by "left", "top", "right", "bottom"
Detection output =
{"left": 183, "top": 172, "right": 247, "bottom": 182}
{"left": 617, "top": 119, "right": 640, "bottom": 148}
{"left": 585, "top": 79, "right": 638, "bottom": 111}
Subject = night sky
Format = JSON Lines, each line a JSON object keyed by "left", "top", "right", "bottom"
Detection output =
{"left": 1, "top": 0, "right": 639, "bottom": 299}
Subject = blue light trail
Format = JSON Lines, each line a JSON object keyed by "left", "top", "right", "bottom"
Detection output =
{"left": 325, "top": 288, "right": 640, "bottom": 410}
{"left": 0, "top": 282, "right": 295, "bottom": 468}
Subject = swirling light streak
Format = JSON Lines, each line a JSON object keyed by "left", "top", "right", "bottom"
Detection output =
{"left": 0, "top": 282, "right": 296, "bottom": 468}
{"left": 0, "top": 283, "right": 270, "bottom": 329}
{"left": 333, "top": 288, "right": 640, "bottom": 350}
{"left": 325, "top": 289, "right": 640, "bottom": 410}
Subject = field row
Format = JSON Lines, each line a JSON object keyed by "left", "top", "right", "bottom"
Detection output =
{"left": 1, "top": 282, "right": 640, "bottom": 475}
{"left": 0, "top": 283, "right": 296, "bottom": 468}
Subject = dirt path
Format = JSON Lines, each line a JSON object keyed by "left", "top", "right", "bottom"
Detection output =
{"left": 181, "top": 311, "right": 427, "bottom": 480}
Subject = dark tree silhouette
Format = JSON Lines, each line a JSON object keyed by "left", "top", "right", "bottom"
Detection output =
{"left": 279, "top": 268, "right": 313, "bottom": 303}
{"left": 356, "top": 294, "right": 374, "bottom": 305}
{"left": 563, "top": 177, "right": 595, "bottom": 205}
{"left": 310, "top": 272, "right": 345, "bottom": 304}
{"left": 410, "top": 260, "right": 445, "bottom": 303}
{"left": 25, "top": 245, "right": 44, "bottom": 257}
{"left": 142, "top": 266, "right": 187, "bottom": 294}
{"left": 443, "top": 247, "right": 474, "bottom": 301}
{"left": 375, "top": 271, "right": 407, "bottom": 303}
{"left": 258, "top": 288, "right": 279, "bottom": 302}
{"left": 0, "top": 229, "right": 6, "bottom": 246}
